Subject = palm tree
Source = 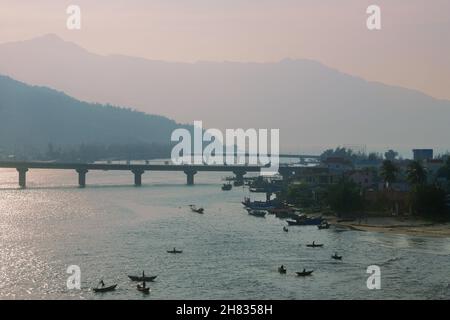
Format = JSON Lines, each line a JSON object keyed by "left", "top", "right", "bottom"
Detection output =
{"left": 380, "top": 160, "right": 399, "bottom": 189}
{"left": 406, "top": 160, "right": 427, "bottom": 185}
{"left": 437, "top": 157, "right": 450, "bottom": 180}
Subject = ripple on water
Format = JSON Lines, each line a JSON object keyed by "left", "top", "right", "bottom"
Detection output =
{"left": 1, "top": 169, "right": 449, "bottom": 299}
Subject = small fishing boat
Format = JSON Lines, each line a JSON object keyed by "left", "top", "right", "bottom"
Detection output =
{"left": 189, "top": 205, "right": 204, "bottom": 214}
{"left": 296, "top": 270, "right": 314, "bottom": 277}
{"left": 242, "top": 198, "right": 276, "bottom": 210}
{"left": 233, "top": 180, "right": 244, "bottom": 187}
{"left": 278, "top": 266, "right": 287, "bottom": 274}
{"left": 247, "top": 204, "right": 275, "bottom": 211}
{"left": 283, "top": 226, "right": 289, "bottom": 232}
{"left": 128, "top": 275, "right": 157, "bottom": 282}
{"left": 167, "top": 248, "right": 183, "bottom": 254}
{"left": 93, "top": 284, "right": 117, "bottom": 293}
{"left": 269, "top": 208, "right": 298, "bottom": 219}
{"left": 221, "top": 183, "right": 232, "bottom": 191}
{"left": 248, "top": 210, "right": 267, "bottom": 217}
{"left": 137, "top": 284, "right": 150, "bottom": 294}
{"left": 249, "top": 187, "right": 267, "bottom": 193}
{"left": 287, "top": 216, "right": 323, "bottom": 226}
{"left": 306, "top": 242, "right": 323, "bottom": 248}
{"left": 332, "top": 254, "right": 342, "bottom": 260}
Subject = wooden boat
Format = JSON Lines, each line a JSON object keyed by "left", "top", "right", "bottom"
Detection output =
{"left": 242, "top": 198, "right": 276, "bottom": 210}
{"left": 269, "top": 208, "right": 298, "bottom": 219}
{"left": 246, "top": 204, "right": 275, "bottom": 211}
{"left": 332, "top": 254, "right": 342, "bottom": 260}
{"left": 286, "top": 217, "right": 323, "bottom": 226}
{"left": 233, "top": 180, "right": 244, "bottom": 187}
{"left": 306, "top": 243, "right": 323, "bottom": 248}
{"left": 167, "top": 249, "right": 183, "bottom": 254}
{"left": 128, "top": 275, "right": 157, "bottom": 282}
{"left": 249, "top": 187, "right": 267, "bottom": 193}
{"left": 137, "top": 284, "right": 150, "bottom": 294}
{"left": 189, "top": 205, "right": 204, "bottom": 213}
{"left": 221, "top": 183, "right": 232, "bottom": 191}
{"left": 278, "top": 266, "right": 287, "bottom": 274}
{"left": 248, "top": 210, "right": 267, "bottom": 217}
{"left": 249, "top": 185, "right": 282, "bottom": 193}
{"left": 93, "top": 284, "right": 117, "bottom": 293}
{"left": 296, "top": 270, "right": 314, "bottom": 277}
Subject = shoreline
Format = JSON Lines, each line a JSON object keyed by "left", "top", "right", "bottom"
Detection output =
{"left": 323, "top": 215, "right": 450, "bottom": 238}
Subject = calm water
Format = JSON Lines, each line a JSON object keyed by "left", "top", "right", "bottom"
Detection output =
{"left": 0, "top": 167, "right": 449, "bottom": 300}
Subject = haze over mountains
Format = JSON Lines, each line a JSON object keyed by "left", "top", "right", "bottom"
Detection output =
{"left": 0, "top": 75, "right": 184, "bottom": 158}
{"left": 1, "top": 34, "right": 450, "bottom": 155}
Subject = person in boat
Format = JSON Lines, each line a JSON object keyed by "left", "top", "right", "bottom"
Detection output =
{"left": 99, "top": 280, "right": 105, "bottom": 288}
{"left": 302, "top": 268, "right": 306, "bottom": 273}
{"left": 312, "top": 241, "right": 315, "bottom": 245}
{"left": 173, "top": 247, "right": 176, "bottom": 252}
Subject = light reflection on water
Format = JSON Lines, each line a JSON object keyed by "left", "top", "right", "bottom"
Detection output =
{"left": 0, "top": 168, "right": 449, "bottom": 300}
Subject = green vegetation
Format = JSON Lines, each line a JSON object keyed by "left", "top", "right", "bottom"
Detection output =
{"left": 409, "top": 185, "right": 448, "bottom": 218}
{"left": 384, "top": 149, "right": 398, "bottom": 161}
{"left": 406, "top": 161, "right": 427, "bottom": 185}
{"left": 380, "top": 160, "right": 399, "bottom": 187}
{"left": 320, "top": 147, "right": 382, "bottom": 162}
{"left": 437, "top": 157, "right": 450, "bottom": 181}
{"left": 326, "top": 178, "right": 364, "bottom": 216}
{"left": 284, "top": 184, "right": 317, "bottom": 208}
{"left": 279, "top": 152, "right": 449, "bottom": 221}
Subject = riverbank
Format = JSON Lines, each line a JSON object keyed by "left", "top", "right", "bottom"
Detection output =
{"left": 306, "top": 214, "right": 450, "bottom": 238}
{"left": 323, "top": 215, "right": 450, "bottom": 238}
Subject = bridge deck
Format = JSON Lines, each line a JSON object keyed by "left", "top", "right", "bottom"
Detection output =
{"left": 0, "top": 161, "right": 306, "bottom": 188}
{"left": 0, "top": 161, "right": 262, "bottom": 172}
{"left": 0, "top": 161, "right": 273, "bottom": 188}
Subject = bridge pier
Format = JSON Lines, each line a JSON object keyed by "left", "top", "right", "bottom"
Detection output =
{"left": 132, "top": 169, "right": 145, "bottom": 186}
{"left": 76, "top": 168, "right": 89, "bottom": 188}
{"left": 233, "top": 170, "right": 247, "bottom": 185}
{"left": 184, "top": 169, "right": 197, "bottom": 185}
{"left": 17, "top": 168, "right": 28, "bottom": 188}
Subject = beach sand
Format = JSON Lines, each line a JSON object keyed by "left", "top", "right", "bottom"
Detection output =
{"left": 325, "top": 216, "right": 450, "bottom": 238}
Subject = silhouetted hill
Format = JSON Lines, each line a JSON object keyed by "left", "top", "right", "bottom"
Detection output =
{"left": 0, "top": 75, "right": 186, "bottom": 158}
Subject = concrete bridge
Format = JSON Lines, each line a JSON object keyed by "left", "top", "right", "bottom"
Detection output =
{"left": 0, "top": 161, "right": 270, "bottom": 188}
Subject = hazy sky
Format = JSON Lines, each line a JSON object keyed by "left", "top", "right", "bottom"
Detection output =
{"left": 1, "top": 0, "right": 449, "bottom": 100}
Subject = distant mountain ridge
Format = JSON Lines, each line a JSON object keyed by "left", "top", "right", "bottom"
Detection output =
{"left": 0, "top": 74, "right": 186, "bottom": 156}
{"left": 1, "top": 34, "right": 450, "bottom": 154}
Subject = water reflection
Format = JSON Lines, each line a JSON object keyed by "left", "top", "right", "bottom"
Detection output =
{"left": 0, "top": 169, "right": 449, "bottom": 299}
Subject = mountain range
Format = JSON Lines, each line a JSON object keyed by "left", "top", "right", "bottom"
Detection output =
{"left": 1, "top": 34, "right": 450, "bottom": 155}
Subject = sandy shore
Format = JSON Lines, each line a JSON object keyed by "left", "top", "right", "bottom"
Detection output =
{"left": 324, "top": 216, "right": 450, "bottom": 238}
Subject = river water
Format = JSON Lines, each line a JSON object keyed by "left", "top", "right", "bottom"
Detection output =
{"left": 0, "top": 167, "right": 449, "bottom": 300}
